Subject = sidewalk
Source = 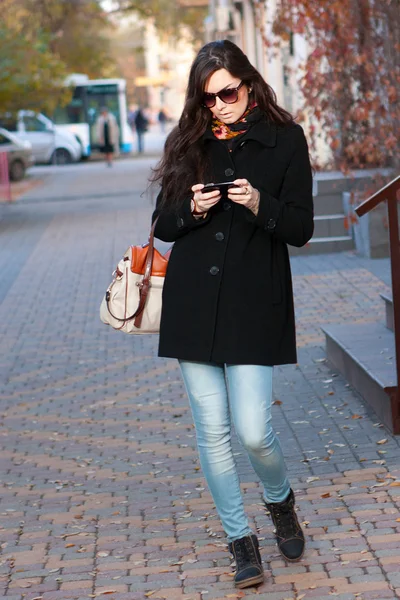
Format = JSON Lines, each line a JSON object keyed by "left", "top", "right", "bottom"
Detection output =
{"left": 0, "top": 157, "right": 399, "bottom": 600}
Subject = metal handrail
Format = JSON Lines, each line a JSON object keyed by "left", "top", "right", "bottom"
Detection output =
{"left": 355, "top": 175, "right": 400, "bottom": 409}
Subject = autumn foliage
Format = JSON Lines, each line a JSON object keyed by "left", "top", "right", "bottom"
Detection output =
{"left": 260, "top": 0, "right": 400, "bottom": 171}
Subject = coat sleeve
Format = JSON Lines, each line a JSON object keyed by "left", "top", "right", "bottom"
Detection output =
{"left": 151, "top": 190, "right": 211, "bottom": 242}
{"left": 248, "top": 125, "right": 314, "bottom": 247}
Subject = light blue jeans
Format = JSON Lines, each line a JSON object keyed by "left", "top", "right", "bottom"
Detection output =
{"left": 179, "top": 361, "right": 291, "bottom": 542}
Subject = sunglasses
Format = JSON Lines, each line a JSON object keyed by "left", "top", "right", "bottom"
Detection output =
{"left": 202, "top": 81, "right": 245, "bottom": 109}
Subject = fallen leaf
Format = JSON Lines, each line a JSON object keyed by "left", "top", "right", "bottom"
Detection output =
{"left": 377, "top": 439, "right": 388, "bottom": 445}
{"left": 97, "top": 552, "right": 109, "bottom": 557}
{"left": 321, "top": 493, "right": 331, "bottom": 498}
{"left": 65, "top": 544, "right": 75, "bottom": 548}
{"left": 18, "top": 582, "right": 32, "bottom": 588}
{"left": 371, "top": 482, "right": 388, "bottom": 488}
{"left": 273, "top": 399, "right": 282, "bottom": 405}
{"left": 95, "top": 592, "right": 118, "bottom": 597}
{"left": 389, "top": 481, "right": 400, "bottom": 487}
{"left": 144, "top": 593, "right": 156, "bottom": 598}
{"left": 352, "top": 414, "right": 363, "bottom": 419}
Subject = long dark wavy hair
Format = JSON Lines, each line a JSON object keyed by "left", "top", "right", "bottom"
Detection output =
{"left": 151, "top": 39, "right": 294, "bottom": 210}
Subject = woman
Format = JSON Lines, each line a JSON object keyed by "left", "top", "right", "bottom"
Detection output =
{"left": 95, "top": 106, "right": 119, "bottom": 166}
{"left": 151, "top": 40, "right": 314, "bottom": 590}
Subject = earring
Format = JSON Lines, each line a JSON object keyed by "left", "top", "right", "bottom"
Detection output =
{"left": 248, "top": 87, "right": 253, "bottom": 93}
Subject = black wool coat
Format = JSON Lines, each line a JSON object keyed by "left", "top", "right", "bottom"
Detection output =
{"left": 152, "top": 120, "right": 314, "bottom": 366}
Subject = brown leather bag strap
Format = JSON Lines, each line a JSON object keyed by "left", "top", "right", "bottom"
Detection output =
{"left": 134, "top": 217, "right": 158, "bottom": 327}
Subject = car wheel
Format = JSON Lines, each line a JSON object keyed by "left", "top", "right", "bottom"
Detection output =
{"left": 51, "top": 148, "right": 72, "bottom": 165}
{"left": 9, "top": 159, "right": 26, "bottom": 182}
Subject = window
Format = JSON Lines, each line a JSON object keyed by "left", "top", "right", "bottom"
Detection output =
{"left": 0, "top": 134, "right": 9, "bottom": 145}
{"left": 23, "top": 116, "right": 48, "bottom": 132}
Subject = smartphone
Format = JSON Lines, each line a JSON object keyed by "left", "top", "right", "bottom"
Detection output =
{"left": 202, "top": 181, "right": 237, "bottom": 193}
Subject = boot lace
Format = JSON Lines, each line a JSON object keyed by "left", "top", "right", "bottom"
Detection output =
{"left": 232, "top": 536, "right": 258, "bottom": 567}
{"left": 272, "top": 503, "right": 299, "bottom": 539}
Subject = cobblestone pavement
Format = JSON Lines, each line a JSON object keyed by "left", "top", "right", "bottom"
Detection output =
{"left": 0, "top": 157, "right": 399, "bottom": 600}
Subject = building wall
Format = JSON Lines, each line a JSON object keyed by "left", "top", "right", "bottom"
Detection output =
{"left": 143, "top": 22, "right": 196, "bottom": 121}
{"left": 206, "top": 0, "right": 332, "bottom": 164}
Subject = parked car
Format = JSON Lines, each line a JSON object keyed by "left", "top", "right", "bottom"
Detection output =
{"left": 0, "top": 111, "right": 82, "bottom": 165}
{"left": 0, "top": 128, "right": 34, "bottom": 181}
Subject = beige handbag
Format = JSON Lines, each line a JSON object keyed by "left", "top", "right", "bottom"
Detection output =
{"left": 100, "top": 218, "right": 170, "bottom": 334}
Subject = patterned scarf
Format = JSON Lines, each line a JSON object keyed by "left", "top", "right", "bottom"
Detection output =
{"left": 211, "top": 102, "right": 262, "bottom": 141}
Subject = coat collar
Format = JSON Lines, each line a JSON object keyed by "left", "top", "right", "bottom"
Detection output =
{"left": 202, "top": 119, "right": 277, "bottom": 148}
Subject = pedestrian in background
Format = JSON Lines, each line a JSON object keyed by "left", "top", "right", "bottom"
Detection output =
{"left": 150, "top": 40, "right": 313, "bottom": 590}
{"left": 134, "top": 107, "right": 149, "bottom": 154}
{"left": 158, "top": 107, "right": 168, "bottom": 133}
{"left": 95, "top": 107, "right": 119, "bottom": 167}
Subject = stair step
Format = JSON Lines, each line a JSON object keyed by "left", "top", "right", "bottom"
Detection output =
{"left": 313, "top": 215, "right": 348, "bottom": 238}
{"left": 310, "top": 235, "right": 353, "bottom": 243}
{"left": 380, "top": 293, "right": 394, "bottom": 331}
{"left": 288, "top": 236, "right": 354, "bottom": 256}
{"left": 322, "top": 322, "right": 398, "bottom": 434}
{"left": 314, "top": 214, "right": 346, "bottom": 220}
{"left": 314, "top": 194, "right": 344, "bottom": 216}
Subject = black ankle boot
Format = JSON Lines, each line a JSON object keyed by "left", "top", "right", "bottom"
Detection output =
{"left": 264, "top": 488, "right": 305, "bottom": 561}
{"left": 228, "top": 533, "right": 264, "bottom": 589}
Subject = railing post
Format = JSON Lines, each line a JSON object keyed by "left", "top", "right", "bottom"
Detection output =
{"left": 387, "top": 188, "right": 400, "bottom": 413}
{"left": 0, "top": 151, "right": 12, "bottom": 203}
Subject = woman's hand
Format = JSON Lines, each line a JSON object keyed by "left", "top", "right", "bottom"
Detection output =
{"left": 228, "top": 178, "right": 260, "bottom": 216}
{"left": 191, "top": 184, "right": 221, "bottom": 217}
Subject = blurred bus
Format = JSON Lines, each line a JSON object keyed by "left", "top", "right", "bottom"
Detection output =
{"left": 52, "top": 76, "right": 133, "bottom": 157}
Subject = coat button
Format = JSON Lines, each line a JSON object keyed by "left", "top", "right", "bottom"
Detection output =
{"left": 223, "top": 202, "right": 231, "bottom": 211}
{"left": 209, "top": 266, "right": 219, "bottom": 276}
{"left": 267, "top": 218, "right": 276, "bottom": 231}
{"left": 215, "top": 232, "right": 224, "bottom": 241}
{"left": 225, "top": 168, "right": 234, "bottom": 177}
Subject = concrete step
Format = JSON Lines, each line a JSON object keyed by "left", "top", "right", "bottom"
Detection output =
{"left": 314, "top": 214, "right": 348, "bottom": 238}
{"left": 288, "top": 235, "right": 354, "bottom": 256}
{"left": 322, "top": 321, "right": 399, "bottom": 434}
{"left": 314, "top": 194, "right": 344, "bottom": 216}
{"left": 381, "top": 293, "right": 394, "bottom": 331}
